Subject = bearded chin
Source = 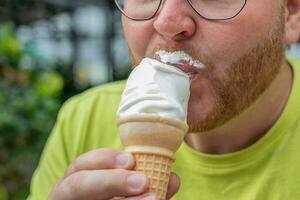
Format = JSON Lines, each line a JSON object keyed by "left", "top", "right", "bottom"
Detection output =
{"left": 126, "top": 7, "right": 286, "bottom": 134}
{"left": 188, "top": 11, "right": 286, "bottom": 133}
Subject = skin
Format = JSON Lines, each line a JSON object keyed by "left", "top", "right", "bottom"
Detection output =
{"left": 123, "top": 0, "right": 300, "bottom": 153}
{"left": 49, "top": 0, "right": 300, "bottom": 199}
{"left": 49, "top": 148, "right": 179, "bottom": 199}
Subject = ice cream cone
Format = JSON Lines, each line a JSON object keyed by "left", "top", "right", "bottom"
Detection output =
{"left": 117, "top": 115, "right": 188, "bottom": 200}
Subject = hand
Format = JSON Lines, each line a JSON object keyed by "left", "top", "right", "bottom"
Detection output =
{"left": 48, "top": 148, "right": 180, "bottom": 200}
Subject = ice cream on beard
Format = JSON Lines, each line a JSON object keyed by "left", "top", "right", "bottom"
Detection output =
{"left": 116, "top": 57, "right": 190, "bottom": 200}
{"left": 155, "top": 50, "right": 205, "bottom": 69}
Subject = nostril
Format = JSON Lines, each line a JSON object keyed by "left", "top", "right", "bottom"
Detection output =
{"left": 170, "top": 32, "right": 193, "bottom": 41}
{"left": 181, "top": 29, "right": 195, "bottom": 38}
{"left": 172, "top": 31, "right": 192, "bottom": 41}
{"left": 154, "top": 17, "right": 196, "bottom": 40}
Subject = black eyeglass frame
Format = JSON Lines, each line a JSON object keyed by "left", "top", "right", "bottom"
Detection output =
{"left": 114, "top": 0, "right": 248, "bottom": 21}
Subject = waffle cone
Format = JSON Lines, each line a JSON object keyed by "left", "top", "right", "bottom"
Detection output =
{"left": 132, "top": 149, "right": 173, "bottom": 200}
{"left": 117, "top": 115, "right": 188, "bottom": 200}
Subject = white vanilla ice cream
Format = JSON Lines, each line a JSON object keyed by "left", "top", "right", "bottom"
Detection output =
{"left": 155, "top": 50, "right": 205, "bottom": 69}
{"left": 117, "top": 58, "right": 190, "bottom": 122}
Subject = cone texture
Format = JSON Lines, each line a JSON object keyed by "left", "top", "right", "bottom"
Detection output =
{"left": 117, "top": 115, "right": 188, "bottom": 200}
{"left": 133, "top": 153, "right": 173, "bottom": 200}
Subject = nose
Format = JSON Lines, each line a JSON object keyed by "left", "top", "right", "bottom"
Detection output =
{"left": 153, "top": 0, "right": 196, "bottom": 41}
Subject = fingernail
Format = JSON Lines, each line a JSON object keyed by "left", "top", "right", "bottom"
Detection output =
{"left": 140, "top": 195, "right": 157, "bottom": 200}
{"left": 127, "top": 173, "right": 147, "bottom": 190}
{"left": 116, "top": 153, "right": 130, "bottom": 168}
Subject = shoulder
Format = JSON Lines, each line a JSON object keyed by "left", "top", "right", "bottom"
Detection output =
{"left": 55, "top": 80, "right": 126, "bottom": 156}
{"left": 60, "top": 80, "right": 126, "bottom": 118}
{"left": 56, "top": 80, "right": 126, "bottom": 141}
{"left": 64, "top": 80, "right": 126, "bottom": 108}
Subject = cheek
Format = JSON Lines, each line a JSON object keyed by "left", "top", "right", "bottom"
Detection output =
{"left": 122, "top": 17, "right": 154, "bottom": 62}
{"left": 197, "top": 0, "right": 279, "bottom": 68}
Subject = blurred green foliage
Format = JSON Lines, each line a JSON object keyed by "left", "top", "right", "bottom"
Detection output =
{"left": 0, "top": 23, "right": 65, "bottom": 199}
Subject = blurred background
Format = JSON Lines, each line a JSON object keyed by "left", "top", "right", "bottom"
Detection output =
{"left": 0, "top": 0, "right": 299, "bottom": 199}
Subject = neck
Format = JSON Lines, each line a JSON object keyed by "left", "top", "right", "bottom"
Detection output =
{"left": 185, "top": 61, "right": 293, "bottom": 154}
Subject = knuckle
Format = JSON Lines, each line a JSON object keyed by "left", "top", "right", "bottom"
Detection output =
{"left": 93, "top": 149, "right": 118, "bottom": 167}
{"left": 70, "top": 158, "right": 81, "bottom": 172}
{"left": 97, "top": 148, "right": 118, "bottom": 155}
{"left": 102, "top": 169, "right": 128, "bottom": 193}
{"left": 63, "top": 172, "right": 84, "bottom": 197}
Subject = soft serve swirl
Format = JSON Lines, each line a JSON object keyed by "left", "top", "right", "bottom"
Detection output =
{"left": 117, "top": 58, "right": 190, "bottom": 121}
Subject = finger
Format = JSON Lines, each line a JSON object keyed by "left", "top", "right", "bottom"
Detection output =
{"left": 64, "top": 148, "right": 135, "bottom": 178}
{"left": 56, "top": 169, "right": 149, "bottom": 200}
{"left": 125, "top": 193, "right": 159, "bottom": 200}
{"left": 109, "top": 193, "right": 159, "bottom": 200}
{"left": 166, "top": 172, "right": 180, "bottom": 200}
{"left": 109, "top": 173, "right": 180, "bottom": 200}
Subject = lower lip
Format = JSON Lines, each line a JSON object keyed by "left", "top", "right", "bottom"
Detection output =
{"left": 174, "top": 64, "right": 200, "bottom": 82}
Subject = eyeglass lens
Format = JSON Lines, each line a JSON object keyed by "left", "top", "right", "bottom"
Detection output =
{"left": 115, "top": 0, "right": 247, "bottom": 20}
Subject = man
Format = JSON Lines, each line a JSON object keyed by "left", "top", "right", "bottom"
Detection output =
{"left": 28, "top": 0, "right": 300, "bottom": 199}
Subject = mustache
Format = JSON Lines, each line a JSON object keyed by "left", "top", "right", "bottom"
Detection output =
{"left": 154, "top": 50, "right": 205, "bottom": 69}
{"left": 144, "top": 43, "right": 214, "bottom": 74}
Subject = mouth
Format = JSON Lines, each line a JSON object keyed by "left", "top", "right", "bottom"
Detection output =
{"left": 154, "top": 50, "right": 205, "bottom": 81}
{"left": 155, "top": 50, "right": 205, "bottom": 81}
{"left": 155, "top": 50, "right": 205, "bottom": 69}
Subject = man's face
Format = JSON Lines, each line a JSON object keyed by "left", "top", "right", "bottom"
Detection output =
{"left": 122, "top": 0, "right": 286, "bottom": 132}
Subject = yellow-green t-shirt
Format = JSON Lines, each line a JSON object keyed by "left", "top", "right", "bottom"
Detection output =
{"left": 28, "top": 58, "right": 300, "bottom": 200}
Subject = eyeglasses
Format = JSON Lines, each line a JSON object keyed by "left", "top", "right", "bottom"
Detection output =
{"left": 114, "top": 0, "right": 248, "bottom": 21}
